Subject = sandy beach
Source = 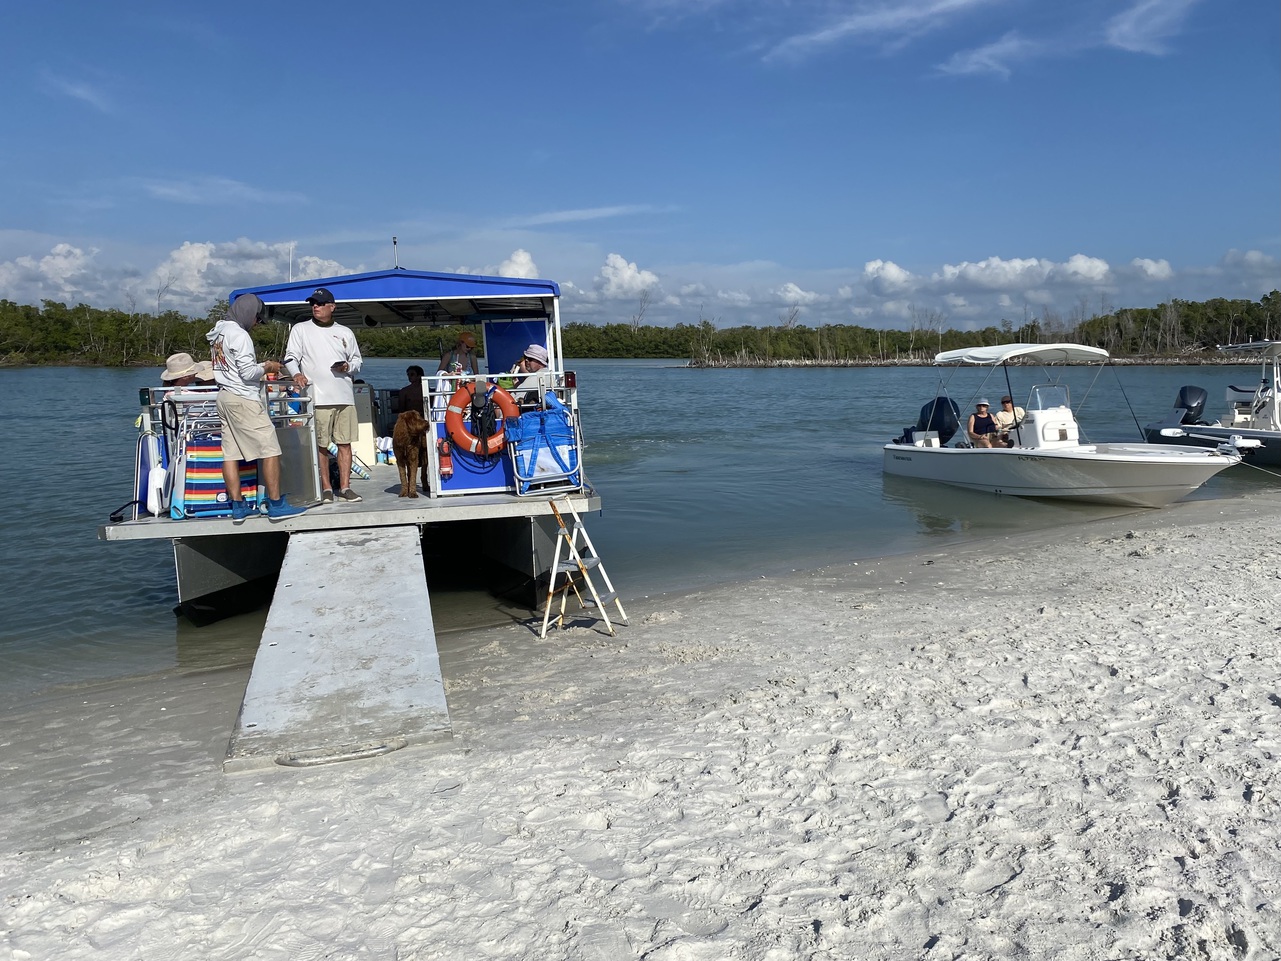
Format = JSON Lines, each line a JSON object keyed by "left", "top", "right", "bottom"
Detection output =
{"left": 3, "top": 494, "right": 1280, "bottom": 960}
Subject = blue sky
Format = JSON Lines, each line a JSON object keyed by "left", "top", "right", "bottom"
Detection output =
{"left": 1, "top": 0, "right": 1277, "bottom": 330}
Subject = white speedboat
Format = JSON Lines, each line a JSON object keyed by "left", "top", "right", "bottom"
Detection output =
{"left": 1143, "top": 341, "right": 1281, "bottom": 466}
{"left": 883, "top": 343, "right": 1241, "bottom": 508}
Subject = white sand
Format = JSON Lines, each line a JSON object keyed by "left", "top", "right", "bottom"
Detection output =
{"left": 3, "top": 495, "right": 1280, "bottom": 960}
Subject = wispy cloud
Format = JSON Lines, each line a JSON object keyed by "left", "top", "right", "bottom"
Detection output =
{"left": 1105, "top": 0, "right": 1203, "bottom": 54}
{"left": 741, "top": 0, "right": 1204, "bottom": 75}
{"left": 500, "top": 205, "right": 670, "bottom": 229}
{"left": 936, "top": 30, "right": 1040, "bottom": 78}
{"left": 134, "top": 176, "right": 308, "bottom": 206}
{"left": 764, "top": 0, "right": 999, "bottom": 63}
{"left": 40, "top": 70, "right": 113, "bottom": 114}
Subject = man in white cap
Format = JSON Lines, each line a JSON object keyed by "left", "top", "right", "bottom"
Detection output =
{"left": 284, "top": 287, "right": 364, "bottom": 504}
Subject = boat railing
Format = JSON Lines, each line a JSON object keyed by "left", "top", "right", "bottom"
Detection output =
{"left": 424, "top": 371, "right": 577, "bottom": 422}
{"left": 129, "top": 380, "right": 321, "bottom": 521}
{"left": 143, "top": 380, "right": 317, "bottom": 441}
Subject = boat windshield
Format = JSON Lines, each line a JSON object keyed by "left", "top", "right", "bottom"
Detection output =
{"left": 1027, "top": 384, "right": 1070, "bottom": 410}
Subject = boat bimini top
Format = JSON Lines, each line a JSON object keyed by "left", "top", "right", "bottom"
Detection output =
{"left": 934, "top": 343, "right": 1110, "bottom": 366}
{"left": 231, "top": 269, "right": 561, "bottom": 330}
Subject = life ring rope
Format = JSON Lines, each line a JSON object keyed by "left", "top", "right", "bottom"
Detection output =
{"left": 444, "top": 383, "right": 520, "bottom": 455}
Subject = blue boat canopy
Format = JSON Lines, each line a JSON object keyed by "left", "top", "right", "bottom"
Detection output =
{"left": 231, "top": 268, "right": 561, "bottom": 329}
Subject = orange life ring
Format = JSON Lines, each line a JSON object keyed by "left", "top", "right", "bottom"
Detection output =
{"left": 444, "top": 383, "right": 519, "bottom": 454}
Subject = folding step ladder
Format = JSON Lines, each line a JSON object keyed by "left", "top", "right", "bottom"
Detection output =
{"left": 542, "top": 499, "right": 628, "bottom": 638}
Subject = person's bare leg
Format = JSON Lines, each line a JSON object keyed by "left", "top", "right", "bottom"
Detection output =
{"left": 317, "top": 447, "right": 332, "bottom": 493}
{"left": 223, "top": 459, "right": 243, "bottom": 499}
{"left": 337, "top": 443, "right": 353, "bottom": 490}
{"left": 260, "top": 456, "right": 283, "bottom": 501}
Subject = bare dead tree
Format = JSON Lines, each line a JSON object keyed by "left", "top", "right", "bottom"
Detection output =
{"left": 155, "top": 273, "right": 174, "bottom": 315}
{"left": 629, "top": 288, "right": 652, "bottom": 331}
{"left": 909, "top": 305, "right": 945, "bottom": 357}
{"left": 779, "top": 304, "right": 800, "bottom": 330}
{"left": 1160, "top": 301, "right": 1182, "bottom": 354}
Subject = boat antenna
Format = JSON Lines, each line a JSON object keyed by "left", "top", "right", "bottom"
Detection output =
{"left": 392, "top": 236, "right": 399, "bottom": 269}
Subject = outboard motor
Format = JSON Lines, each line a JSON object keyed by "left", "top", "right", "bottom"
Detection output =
{"left": 916, "top": 396, "right": 961, "bottom": 444}
{"left": 1174, "top": 385, "right": 1208, "bottom": 425}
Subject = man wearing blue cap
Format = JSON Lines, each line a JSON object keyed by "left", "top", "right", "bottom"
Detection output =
{"left": 284, "top": 287, "right": 365, "bottom": 503}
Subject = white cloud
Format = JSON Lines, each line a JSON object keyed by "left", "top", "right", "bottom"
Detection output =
{"left": 595, "top": 253, "right": 660, "bottom": 299}
{"left": 716, "top": 289, "right": 752, "bottom": 307}
{"left": 879, "top": 299, "right": 916, "bottom": 320}
{"left": 1055, "top": 254, "right": 1111, "bottom": 283}
{"left": 132, "top": 239, "right": 342, "bottom": 312}
{"left": 1105, "top": 0, "right": 1202, "bottom": 55}
{"left": 0, "top": 238, "right": 1275, "bottom": 330}
{"left": 491, "top": 249, "right": 540, "bottom": 278}
{"left": 863, "top": 259, "right": 917, "bottom": 295}
{"left": 933, "top": 256, "right": 1052, "bottom": 290}
{"left": 771, "top": 282, "right": 823, "bottom": 306}
{"left": 0, "top": 243, "right": 100, "bottom": 304}
{"left": 1131, "top": 257, "right": 1174, "bottom": 281}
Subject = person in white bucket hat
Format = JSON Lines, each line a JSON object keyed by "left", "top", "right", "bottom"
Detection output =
{"left": 502, "top": 343, "right": 550, "bottom": 408}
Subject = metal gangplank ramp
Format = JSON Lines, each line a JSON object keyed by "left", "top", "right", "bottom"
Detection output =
{"left": 224, "top": 526, "right": 451, "bottom": 772}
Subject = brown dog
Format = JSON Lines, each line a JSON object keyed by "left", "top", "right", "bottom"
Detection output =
{"left": 392, "top": 410, "right": 432, "bottom": 498}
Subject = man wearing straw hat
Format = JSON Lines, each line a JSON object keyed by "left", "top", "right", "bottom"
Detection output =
{"left": 160, "top": 353, "right": 206, "bottom": 387}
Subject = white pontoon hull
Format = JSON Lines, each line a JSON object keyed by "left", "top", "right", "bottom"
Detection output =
{"left": 882, "top": 443, "right": 1238, "bottom": 508}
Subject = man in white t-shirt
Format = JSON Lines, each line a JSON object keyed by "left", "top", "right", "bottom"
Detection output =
{"left": 284, "top": 287, "right": 364, "bottom": 503}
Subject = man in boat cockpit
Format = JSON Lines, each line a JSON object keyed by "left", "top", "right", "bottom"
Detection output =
{"left": 993, "top": 395, "right": 1027, "bottom": 447}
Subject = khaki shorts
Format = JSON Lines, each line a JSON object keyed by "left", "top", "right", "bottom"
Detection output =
{"left": 315, "top": 404, "right": 357, "bottom": 448}
{"left": 217, "top": 393, "right": 282, "bottom": 461}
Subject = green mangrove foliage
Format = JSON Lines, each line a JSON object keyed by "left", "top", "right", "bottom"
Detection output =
{"left": 1, "top": 291, "right": 1277, "bottom": 369}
